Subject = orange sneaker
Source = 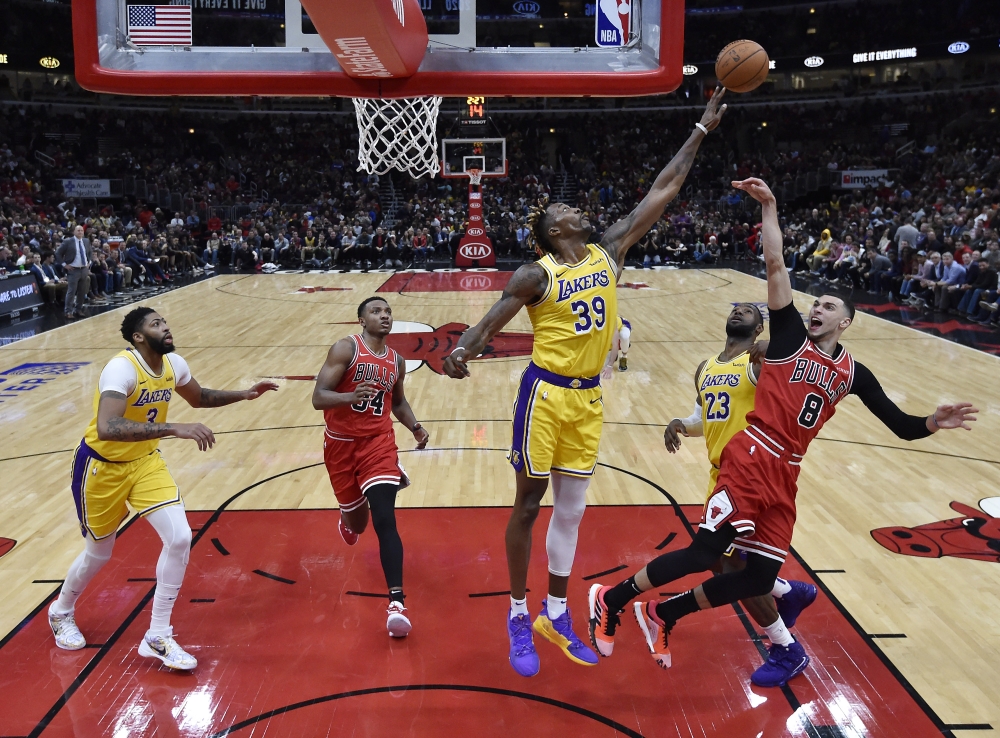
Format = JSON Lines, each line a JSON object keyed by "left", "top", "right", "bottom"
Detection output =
{"left": 633, "top": 600, "right": 672, "bottom": 669}
{"left": 587, "top": 583, "right": 621, "bottom": 657}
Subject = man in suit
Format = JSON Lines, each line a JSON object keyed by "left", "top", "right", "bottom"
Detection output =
{"left": 56, "top": 225, "right": 92, "bottom": 319}
{"left": 31, "top": 252, "right": 69, "bottom": 305}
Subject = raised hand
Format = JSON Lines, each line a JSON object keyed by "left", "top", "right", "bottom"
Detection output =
{"left": 700, "top": 86, "right": 728, "bottom": 132}
{"left": 731, "top": 177, "right": 775, "bottom": 205}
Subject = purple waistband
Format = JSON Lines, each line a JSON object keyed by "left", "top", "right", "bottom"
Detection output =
{"left": 527, "top": 362, "right": 600, "bottom": 390}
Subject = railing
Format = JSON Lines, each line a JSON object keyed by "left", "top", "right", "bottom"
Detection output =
{"left": 34, "top": 150, "right": 55, "bottom": 167}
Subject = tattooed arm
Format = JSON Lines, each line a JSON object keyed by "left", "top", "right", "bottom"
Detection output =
{"left": 600, "top": 87, "right": 728, "bottom": 274}
{"left": 174, "top": 377, "right": 279, "bottom": 408}
{"left": 96, "top": 391, "right": 217, "bottom": 451}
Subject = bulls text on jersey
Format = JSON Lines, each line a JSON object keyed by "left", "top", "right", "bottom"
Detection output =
{"left": 351, "top": 362, "right": 397, "bottom": 392}
{"left": 789, "top": 357, "right": 850, "bottom": 403}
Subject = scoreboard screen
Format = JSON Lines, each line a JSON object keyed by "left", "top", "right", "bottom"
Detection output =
{"left": 460, "top": 97, "right": 489, "bottom": 130}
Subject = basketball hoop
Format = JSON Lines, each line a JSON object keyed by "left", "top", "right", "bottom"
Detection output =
{"left": 467, "top": 168, "right": 483, "bottom": 186}
{"left": 353, "top": 96, "right": 443, "bottom": 180}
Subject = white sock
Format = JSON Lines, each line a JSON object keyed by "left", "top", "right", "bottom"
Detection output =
{"left": 771, "top": 577, "right": 792, "bottom": 599}
{"left": 52, "top": 534, "right": 116, "bottom": 614}
{"left": 547, "top": 595, "right": 568, "bottom": 619}
{"left": 763, "top": 617, "right": 795, "bottom": 647}
{"left": 510, "top": 597, "right": 529, "bottom": 618}
{"left": 145, "top": 505, "right": 192, "bottom": 637}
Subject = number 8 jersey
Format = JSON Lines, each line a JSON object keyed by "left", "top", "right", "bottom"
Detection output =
{"left": 528, "top": 244, "right": 618, "bottom": 379}
{"left": 696, "top": 351, "right": 758, "bottom": 497}
{"left": 324, "top": 334, "right": 400, "bottom": 440}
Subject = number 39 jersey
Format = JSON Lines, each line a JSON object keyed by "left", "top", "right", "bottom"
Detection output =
{"left": 528, "top": 244, "right": 618, "bottom": 379}
{"left": 747, "top": 339, "right": 855, "bottom": 458}
{"left": 324, "top": 334, "right": 400, "bottom": 440}
{"left": 697, "top": 351, "right": 758, "bottom": 475}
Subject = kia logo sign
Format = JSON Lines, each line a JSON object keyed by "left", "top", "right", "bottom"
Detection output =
{"left": 467, "top": 227, "right": 485, "bottom": 237}
{"left": 803, "top": 56, "right": 824, "bottom": 68}
{"left": 513, "top": 1, "right": 540, "bottom": 15}
{"left": 682, "top": 65, "right": 698, "bottom": 75}
{"left": 459, "top": 275, "right": 493, "bottom": 290}
{"left": 948, "top": 41, "right": 970, "bottom": 54}
{"left": 459, "top": 244, "right": 492, "bottom": 259}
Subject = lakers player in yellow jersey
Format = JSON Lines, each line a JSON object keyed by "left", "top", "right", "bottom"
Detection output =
{"left": 48, "top": 307, "right": 278, "bottom": 670}
{"left": 656, "top": 303, "right": 818, "bottom": 687}
{"left": 443, "top": 88, "right": 728, "bottom": 677}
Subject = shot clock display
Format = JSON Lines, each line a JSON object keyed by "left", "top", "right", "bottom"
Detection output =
{"left": 460, "top": 97, "right": 489, "bottom": 130}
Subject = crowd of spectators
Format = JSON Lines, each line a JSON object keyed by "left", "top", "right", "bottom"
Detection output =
{"left": 1, "top": 86, "right": 998, "bottom": 324}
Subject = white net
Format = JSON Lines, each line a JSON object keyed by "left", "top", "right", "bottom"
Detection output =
{"left": 353, "top": 96, "right": 443, "bottom": 180}
{"left": 467, "top": 168, "right": 483, "bottom": 186}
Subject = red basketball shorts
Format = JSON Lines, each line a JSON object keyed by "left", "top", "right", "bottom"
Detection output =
{"left": 701, "top": 427, "right": 801, "bottom": 563}
{"left": 323, "top": 429, "right": 405, "bottom": 513}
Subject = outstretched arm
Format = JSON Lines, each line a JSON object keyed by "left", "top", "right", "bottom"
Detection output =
{"left": 600, "top": 87, "right": 728, "bottom": 273}
{"left": 391, "top": 355, "right": 429, "bottom": 449}
{"left": 732, "top": 178, "right": 790, "bottom": 310}
{"left": 174, "top": 377, "right": 278, "bottom": 408}
{"left": 443, "top": 263, "right": 548, "bottom": 379}
{"left": 851, "top": 362, "right": 978, "bottom": 439}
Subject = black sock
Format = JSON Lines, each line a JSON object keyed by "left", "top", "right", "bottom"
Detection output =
{"left": 654, "top": 591, "right": 699, "bottom": 629}
{"left": 604, "top": 576, "right": 643, "bottom": 613}
{"left": 389, "top": 589, "right": 405, "bottom": 604}
{"left": 366, "top": 483, "right": 404, "bottom": 593}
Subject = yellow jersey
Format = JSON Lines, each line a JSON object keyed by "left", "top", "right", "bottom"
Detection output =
{"left": 697, "top": 350, "right": 758, "bottom": 472}
{"left": 84, "top": 349, "right": 177, "bottom": 462}
{"left": 527, "top": 244, "right": 618, "bottom": 378}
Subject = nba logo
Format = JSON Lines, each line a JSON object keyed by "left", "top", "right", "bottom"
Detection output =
{"left": 595, "top": 0, "right": 631, "bottom": 47}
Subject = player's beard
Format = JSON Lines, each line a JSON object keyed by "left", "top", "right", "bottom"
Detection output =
{"left": 725, "top": 322, "right": 756, "bottom": 339}
{"left": 146, "top": 335, "right": 176, "bottom": 355}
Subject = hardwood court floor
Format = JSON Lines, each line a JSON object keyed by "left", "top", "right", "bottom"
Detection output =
{"left": 0, "top": 269, "right": 998, "bottom": 736}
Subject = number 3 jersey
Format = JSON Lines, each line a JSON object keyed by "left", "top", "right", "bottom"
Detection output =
{"left": 324, "top": 334, "right": 400, "bottom": 440}
{"left": 528, "top": 244, "right": 618, "bottom": 379}
{"left": 697, "top": 351, "right": 758, "bottom": 488}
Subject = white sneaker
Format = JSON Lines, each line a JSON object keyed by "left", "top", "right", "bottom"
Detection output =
{"left": 138, "top": 628, "right": 198, "bottom": 670}
{"left": 49, "top": 607, "right": 86, "bottom": 650}
{"left": 386, "top": 601, "right": 411, "bottom": 638}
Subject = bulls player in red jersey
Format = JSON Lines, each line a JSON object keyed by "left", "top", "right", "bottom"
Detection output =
{"left": 312, "top": 296, "right": 429, "bottom": 637}
{"left": 589, "top": 177, "right": 977, "bottom": 684}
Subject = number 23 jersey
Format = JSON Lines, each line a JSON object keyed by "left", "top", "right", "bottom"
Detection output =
{"left": 528, "top": 244, "right": 618, "bottom": 378}
{"left": 697, "top": 351, "right": 758, "bottom": 477}
{"left": 324, "top": 334, "right": 400, "bottom": 440}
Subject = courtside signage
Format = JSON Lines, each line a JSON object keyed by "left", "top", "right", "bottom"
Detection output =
{"left": 596, "top": 0, "right": 631, "bottom": 47}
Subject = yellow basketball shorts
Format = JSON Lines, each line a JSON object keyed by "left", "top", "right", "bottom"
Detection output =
{"left": 71, "top": 440, "right": 181, "bottom": 539}
{"left": 509, "top": 362, "right": 603, "bottom": 479}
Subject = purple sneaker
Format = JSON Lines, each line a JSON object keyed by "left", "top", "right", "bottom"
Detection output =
{"left": 776, "top": 581, "right": 818, "bottom": 628}
{"left": 507, "top": 611, "right": 540, "bottom": 677}
{"left": 533, "top": 601, "right": 598, "bottom": 666}
{"left": 751, "top": 641, "right": 810, "bottom": 687}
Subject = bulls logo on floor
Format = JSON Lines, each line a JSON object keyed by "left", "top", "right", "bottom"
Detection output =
{"left": 388, "top": 321, "right": 533, "bottom": 374}
{"left": 0, "top": 538, "right": 14, "bottom": 559}
{"left": 871, "top": 497, "right": 1000, "bottom": 562}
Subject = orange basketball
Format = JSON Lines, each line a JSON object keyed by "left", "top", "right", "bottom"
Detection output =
{"left": 715, "top": 40, "right": 769, "bottom": 93}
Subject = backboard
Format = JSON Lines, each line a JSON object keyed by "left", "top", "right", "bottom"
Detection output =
{"left": 440, "top": 139, "right": 507, "bottom": 179}
{"left": 71, "top": 0, "right": 685, "bottom": 98}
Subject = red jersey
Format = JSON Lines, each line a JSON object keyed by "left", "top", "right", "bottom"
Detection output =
{"left": 747, "top": 304, "right": 855, "bottom": 458}
{"left": 324, "top": 334, "right": 400, "bottom": 440}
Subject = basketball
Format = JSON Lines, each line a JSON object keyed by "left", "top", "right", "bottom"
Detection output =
{"left": 715, "top": 40, "right": 769, "bottom": 93}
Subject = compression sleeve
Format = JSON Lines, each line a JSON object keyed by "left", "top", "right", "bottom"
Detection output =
{"left": 850, "top": 361, "right": 932, "bottom": 440}
{"left": 764, "top": 302, "right": 808, "bottom": 361}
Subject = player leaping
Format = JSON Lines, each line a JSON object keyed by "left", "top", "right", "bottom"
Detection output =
{"left": 442, "top": 88, "right": 728, "bottom": 677}
{"left": 588, "top": 177, "right": 977, "bottom": 680}
{"left": 638, "top": 303, "right": 818, "bottom": 688}
{"left": 48, "top": 307, "right": 278, "bottom": 670}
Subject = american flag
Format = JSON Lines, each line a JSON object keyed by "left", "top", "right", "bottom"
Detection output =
{"left": 127, "top": 5, "right": 192, "bottom": 46}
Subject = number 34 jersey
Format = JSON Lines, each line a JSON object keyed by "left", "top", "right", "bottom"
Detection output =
{"left": 697, "top": 351, "right": 758, "bottom": 491}
{"left": 324, "top": 334, "right": 400, "bottom": 440}
{"left": 528, "top": 244, "right": 618, "bottom": 379}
